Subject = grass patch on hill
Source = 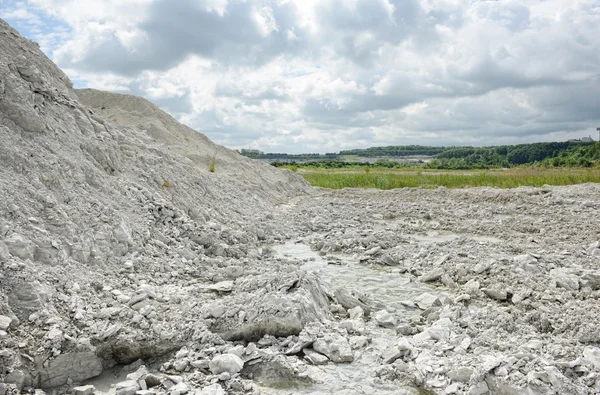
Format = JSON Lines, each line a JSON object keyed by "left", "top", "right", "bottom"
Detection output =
{"left": 295, "top": 168, "right": 600, "bottom": 190}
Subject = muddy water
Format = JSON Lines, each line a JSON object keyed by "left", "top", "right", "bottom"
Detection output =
{"left": 275, "top": 242, "right": 430, "bottom": 311}
{"left": 268, "top": 241, "right": 438, "bottom": 395}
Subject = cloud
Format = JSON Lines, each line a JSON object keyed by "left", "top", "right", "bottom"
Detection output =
{"left": 1, "top": 0, "right": 600, "bottom": 153}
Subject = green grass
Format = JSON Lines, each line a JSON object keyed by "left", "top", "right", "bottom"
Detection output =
{"left": 296, "top": 168, "right": 600, "bottom": 190}
{"left": 209, "top": 153, "right": 217, "bottom": 173}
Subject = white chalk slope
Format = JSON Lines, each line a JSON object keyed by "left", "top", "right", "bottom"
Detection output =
{"left": 0, "top": 17, "right": 325, "bottom": 389}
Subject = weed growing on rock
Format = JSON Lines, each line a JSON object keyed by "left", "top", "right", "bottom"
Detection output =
{"left": 209, "top": 153, "right": 217, "bottom": 173}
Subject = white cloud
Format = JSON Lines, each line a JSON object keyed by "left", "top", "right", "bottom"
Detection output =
{"left": 1, "top": 0, "right": 599, "bottom": 153}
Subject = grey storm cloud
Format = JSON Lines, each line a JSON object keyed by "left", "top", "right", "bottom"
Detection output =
{"left": 60, "top": 0, "right": 309, "bottom": 75}
{"left": 11, "top": 0, "right": 600, "bottom": 152}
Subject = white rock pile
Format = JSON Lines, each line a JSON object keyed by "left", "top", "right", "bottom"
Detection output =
{"left": 1, "top": 16, "right": 600, "bottom": 395}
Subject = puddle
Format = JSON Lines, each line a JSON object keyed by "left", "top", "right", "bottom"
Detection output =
{"left": 275, "top": 242, "right": 427, "bottom": 312}
{"left": 83, "top": 366, "right": 128, "bottom": 395}
{"left": 269, "top": 242, "right": 437, "bottom": 395}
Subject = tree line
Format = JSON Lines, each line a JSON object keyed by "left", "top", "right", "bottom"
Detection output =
{"left": 239, "top": 141, "right": 600, "bottom": 169}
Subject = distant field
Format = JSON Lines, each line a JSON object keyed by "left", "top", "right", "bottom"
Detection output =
{"left": 291, "top": 167, "right": 600, "bottom": 190}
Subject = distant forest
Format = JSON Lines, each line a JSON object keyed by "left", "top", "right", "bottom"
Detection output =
{"left": 239, "top": 141, "right": 600, "bottom": 169}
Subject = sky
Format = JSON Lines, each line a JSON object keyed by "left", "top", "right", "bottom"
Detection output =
{"left": 1, "top": 0, "right": 600, "bottom": 154}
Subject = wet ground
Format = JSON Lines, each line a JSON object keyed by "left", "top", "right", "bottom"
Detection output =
{"left": 265, "top": 242, "right": 436, "bottom": 394}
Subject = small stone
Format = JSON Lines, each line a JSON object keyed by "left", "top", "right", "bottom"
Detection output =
{"left": 495, "top": 366, "right": 508, "bottom": 376}
{"left": 313, "top": 335, "right": 354, "bottom": 363}
{"left": 472, "top": 261, "right": 492, "bottom": 274}
{"left": 397, "top": 337, "right": 412, "bottom": 351}
{"left": 419, "top": 269, "right": 444, "bottom": 282}
{"left": 583, "top": 347, "right": 600, "bottom": 369}
{"left": 482, "top": 287, "right": 507, "bottom": 301}
{"left": 169, "top": 382, "right": 189, "bottom": 395}
{"left": 209, "top": 354, "right": 244, "bottom": 374}
{"left": 209, "top": 304, "right": 225, "bottom": 318}
{"left": 115, "top": 380, "right": 139, "bottom": 395}
{"left": 348, "top": 306, "right": 364, "bottom": 320}
{"left": 175, "top": 347, "right": 189, "bottom": 359}
{"left": 196, "top": 384, "right": 225, "bottom": 395}
{"left": 550, "top": 269, "right": 580, "bottom": 291}
{"left": 4, "top": 234, "right": 35, "bottom": 260}
{"left": 218, "top": 372, "right": 230, "bottom": 381}
{"left": 511, "top": 288, "right": 532, "bottom": 304}
{"left": 72, "top": 385, "right": 96, "bottom": 395}
{"left": 349, "top": 336, "right": 369, "bottom": 349}
{"left": 373, "top": 310, "right": 396, "bottom": 329}
{"left": 5, "top": 370, "right": 27, "bottom": 389}
{"left": 382, "top": 346, "right": 402, "bottom": 364}
{"left": 445, "top": 383, "right": 460, "bottom": 394}
{"left": 208, "top": 281, "right": 234, "bottom": 293}
{"left": 441, "top": 274, "right": 457, "bottom": 288}
{"left": 448, "top": 367, "right": 473, "bottom": 383}
{"left": 303, "top": 348, "right": 329, "bottom": 365}
{"left": 228, "top": 345, "right": 245, "bottom": 358}
{"left": 173, "top": 359, "right": 188, "bottom": 372}
{"left": 0, "top": 315, "right": 12, "bottom": 331}
{"left": 414, "top": 293, "right": 441, "bottom": 309}
{"left": 469, "top": 381, "right": 489, "bottom": 395}
{"left": 364, "top": 246, "right": 382, "bottom": 256}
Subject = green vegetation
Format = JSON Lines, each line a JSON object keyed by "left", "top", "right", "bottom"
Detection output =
{"left": 242, "top": 141, "right": 600, "bottom": 170}
{"left": 339, "top": 145, "right": 447, "bottom": 157}
{"left": 238, "top": 149, "right": 337, "bottom": 161}
{"left": 298, "top": 168, "right": 600, "bottom": 190}
{"left": 538, "top": 142, "right": 600, "bottom": 167}
{"left": 426, "top": 142, "right": 599, "bottom": 169}
{"left": 209, "top": 153, "right": 217, "bottom": 173}
{"left": 271, "top": 159, "right": 418, "bottom": 170}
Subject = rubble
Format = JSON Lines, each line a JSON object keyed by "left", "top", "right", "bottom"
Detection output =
{"left": 1, "top": 16, "right": 600, "bottom": 395}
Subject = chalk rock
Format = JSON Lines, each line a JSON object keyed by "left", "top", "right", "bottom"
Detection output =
{"left": 373, "top": 310, "right": 396, "bottom": 329}
{"left": 196, "top": 384, "right": 225, "bottom": 395}
{"left": 550, "top": 269, "right": 580, "bottom": 291}
{"left": 482, "top": 287, "right": 508, "bottom": 301}
{"left": 4, "top": 370, "right": 28, "bottom": 390}
{"left": 414, "top": 293, "right": 441, "bottom": 310}
{"left": 514, "top": 254, "right": 541, "bottom": 274}
{"left": 448, "top": 367, "right": 473, "bottom": 383}
{"left": 0, "top": 315, "right": 12, "bottom": 331}
{"left": 4, "top": 234, "right": 35, "bottom": 260}
{"left": 382, "top": 346, "right": 403, "bottom": 364}
{"left": 583, "top": 347, "right": 600, "bottom": 369}
{"left": 419, "top": 268, "right": 444, "bottom": 283}
{"left": 39, "top": 352, "right": 103, "bottom": 388}
{"left": 209, "top": 354, "right": 244, "bottom": 374}
{"left": 445, "top": 382, "right": 460, "bottom": 394}
{"left": 334, "top": 288, "right": 370, "bottom": 315}
{"left": 364, "top": 246, "right": 382, "bottom": 256}
{"left": 581, "top": 272, "right": 600, "bottom": 290}
{"left": 303, "top": 348, "right": 329, "bottom": 365}
{"left": 208, "top": 281, "right": 234, "bottom": 293}
{"left": 115, "top": 380, "right": 139, "bottom": 395}
{"left": 470, "top": 381, "right": 489, "bottom": 395}
{"left": 72, "top": 385, "right": 96, "bottom": 395}
{"left": 169, "top": 382, "right": 189, "bottom": 395}
{"left": 0, "top": 241, "right": 9, "bottom": 262}
{"left": 348, "top": 306, "right": 365, "bottom": 320}
{"left": 313, "top": 334, "right": 354, "bottom": 363}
